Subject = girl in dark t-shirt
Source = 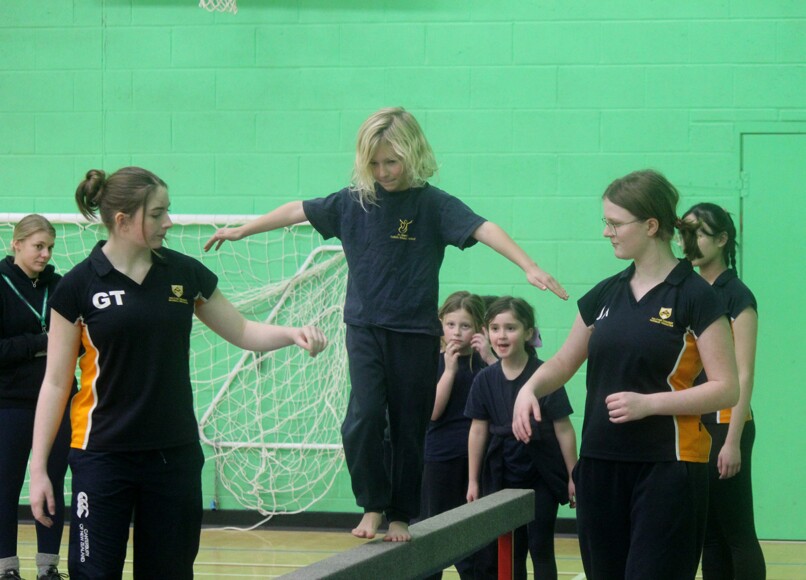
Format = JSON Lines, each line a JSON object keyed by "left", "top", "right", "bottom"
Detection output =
{"left": 467, "top": 297, "right": 577, "bottom": 580}
{"left": 513, "top": 170, "right": 739, "bottom": 579}
{"left": 205, "top": 107, "right": 568, "bottom": 542}
{"left": 682, "top": 202, "right": 765, "bottom": 579}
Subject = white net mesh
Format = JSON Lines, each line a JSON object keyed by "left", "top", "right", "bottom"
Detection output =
{"left": 199, "top": 0, "right": 238, "bottom": 14}
{"left": 1, "top": 214, "right": 348, "bottom": 516}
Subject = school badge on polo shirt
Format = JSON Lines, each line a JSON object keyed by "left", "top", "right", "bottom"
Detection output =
{"left": 650, "top": 307, "right": 674, "bottom": 328}
{"left": 391, "top": 218, "right": 416, "bottom": 241}
{"left": 168, "top": 284, "right": 189, "bottom": 305}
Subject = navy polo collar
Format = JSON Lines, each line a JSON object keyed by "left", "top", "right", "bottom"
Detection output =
{"left": 616, "top": 259, "right": 692, "bottom": 286}
{"left": 88, "top": 240, "right": 167, "bottom": 277}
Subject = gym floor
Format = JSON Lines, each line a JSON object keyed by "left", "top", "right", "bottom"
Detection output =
{"left": 13, "top": 525, "right": 806, "bottom": 579}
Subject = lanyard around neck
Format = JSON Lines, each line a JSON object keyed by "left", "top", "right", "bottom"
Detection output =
{"left": 2, "top": 273, "right": 48, "bottom": 332}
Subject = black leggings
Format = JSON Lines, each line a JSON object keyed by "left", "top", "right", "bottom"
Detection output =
{"left": 702, "top": 421, "right": 766, "bottom": 580}
{"left": 0, "top": 406, "right": 70, "bottom": 557}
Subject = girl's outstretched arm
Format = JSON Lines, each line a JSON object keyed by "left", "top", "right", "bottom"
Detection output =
{"left": 471, "top": 221, "right": 568, "bottom": 300}
{"left": 204, "top": 201, "right": 307, "bottom": 252}
{"left": 195, "top": 289, "right": 327, "bottom": 357}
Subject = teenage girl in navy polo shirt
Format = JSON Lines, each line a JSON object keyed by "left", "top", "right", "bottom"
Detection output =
{"left": 205, "top": 107, "right": 568, "bottom": 542}
{"left": 420, "top": 291, "right": 494, "bottom": 579}
{"left": 28, "top": 167, "right": 327, "bottom": 580}
{"left": 466, "top": 297, "right": 577, "bottom": 580}
{"left": 0, "top": 215, "right": 71, "bottom": 580}
{"left": 513, "top": 170, "right": 739, "bottom": 579}
{"left": 682, "top": 203, "right": 766, "bottom": 579}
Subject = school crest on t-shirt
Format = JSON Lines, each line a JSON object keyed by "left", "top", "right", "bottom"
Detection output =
{"left": 391, "top": 218, "right": 416, "bottom": 241}
{"left": 649, "top": 307, "right": 674, "bottom": 327}
{"left": 168, "top": 284, "right": 189, "bottom": 305}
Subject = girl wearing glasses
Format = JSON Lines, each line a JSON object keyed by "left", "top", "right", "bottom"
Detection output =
{"left": 513, "top": 169, "right": 739, "bottom": 579}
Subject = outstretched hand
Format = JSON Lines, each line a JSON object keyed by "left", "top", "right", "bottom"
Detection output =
{"left": 512, "top": 385, "right": 542, "bottom": 442}
{"left": 526, "top": 266, "right": 568, "bottom": 301}
{"left": 203, "top": 226, "right": 244, "bottom": 252}
{"left": 294, "top": 325, "right": 328, "bottom": 357}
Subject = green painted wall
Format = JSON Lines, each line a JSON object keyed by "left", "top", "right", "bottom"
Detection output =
{"left": 1, "top": 0, "right": 804, "bottom": 539}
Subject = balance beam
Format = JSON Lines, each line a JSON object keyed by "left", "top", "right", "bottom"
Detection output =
{"left": 281, "top": 488, "right": 535, "bottom": 579}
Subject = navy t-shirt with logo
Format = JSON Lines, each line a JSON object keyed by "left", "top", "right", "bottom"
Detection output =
{"left": 302, "top": 184, "right": 486, "bottom": 336}
{"left": 697, "top": 268, "right": 757, "bottom": 425}
{"left": 49, "top": 242, "right": 218, "bottom": 452}
{"left": 578, "top": 259, "right": 725, "bottom": 463}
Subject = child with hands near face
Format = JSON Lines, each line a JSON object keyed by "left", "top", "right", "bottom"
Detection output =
{"left": 465, "top": 297, "right": 576, "bottom": 580}
{"left": 420, "top": 291, "right": 494, "bottom": 580}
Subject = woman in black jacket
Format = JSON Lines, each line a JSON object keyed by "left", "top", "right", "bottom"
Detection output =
{"left": 0, "top": 215, "right": 70, "bottom": 580}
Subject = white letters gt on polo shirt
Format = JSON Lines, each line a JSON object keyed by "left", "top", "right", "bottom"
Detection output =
{"left": 92, "top": 290, "right": 125, "bottom": 309}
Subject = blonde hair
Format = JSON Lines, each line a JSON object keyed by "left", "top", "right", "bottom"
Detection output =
{"left": 350, "top": 107, "right": 438, "bottom": 208}
{"left": 12, "top": 214, "right": 56, "bottom": 247}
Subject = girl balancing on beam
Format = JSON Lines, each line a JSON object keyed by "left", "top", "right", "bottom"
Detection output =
{"left": 205, "top": 107, "right": 567, "bottom": 542}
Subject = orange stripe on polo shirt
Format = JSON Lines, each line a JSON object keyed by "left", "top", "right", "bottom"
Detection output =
{"left": 71, "top": 323, "right": 100, "bottom": 450}
{"left": 715, "top": 407, "right": 753, "bottom": 424}
{"left": 668, "top": 331, "right": 711, "bottom": 462}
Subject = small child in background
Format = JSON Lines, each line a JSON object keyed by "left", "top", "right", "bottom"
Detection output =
{"left": 466, "top": 297, "right": 577, "bottom": 580}
{"left": 420, "top": 291, "right": 496, "bottom": 580}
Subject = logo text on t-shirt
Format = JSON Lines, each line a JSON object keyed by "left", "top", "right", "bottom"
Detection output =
{"left": 92, "top": 290, "right": 125, "bottom": 309}
{"left": 391, "top": 219, "right": 416, "bottom": 241}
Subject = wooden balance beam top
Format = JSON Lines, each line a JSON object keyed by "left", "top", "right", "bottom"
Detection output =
{"left": 281, "top": 488, "right": 535, "bottom": 579}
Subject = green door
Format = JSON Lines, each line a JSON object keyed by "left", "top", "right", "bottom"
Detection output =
{"left": 742, "top": 132, "right": 806, "bottom": 540}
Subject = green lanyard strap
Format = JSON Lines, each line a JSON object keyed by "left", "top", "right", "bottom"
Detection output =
{"left": 2, "top": 273, "right": 48, "bottom": 333}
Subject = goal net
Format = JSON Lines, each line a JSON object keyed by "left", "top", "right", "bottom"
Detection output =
{"left": 1, "top": 213, "right": 348, "bottom": 517}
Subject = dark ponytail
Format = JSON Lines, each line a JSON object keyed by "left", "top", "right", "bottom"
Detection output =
{"left": 75, "top": 169, "right": 107, "bottom": 221}
{"left": 74, "top": 167, "right": 167, "bottom": 232}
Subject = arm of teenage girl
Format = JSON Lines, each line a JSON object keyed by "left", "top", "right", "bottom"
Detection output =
{"left": 30, "top": 312, "right": 81, "bottom": 527}
{"left": 203, "top": 201, "right": 307, "bottom": 252}
{"left": 514, "top": 315, "right": 739, "bottom": 440}
{"left": 604, "top": 317, "right": 738, "bottom": 423}
{"left": 195, "top": 289, "right": 327, "bottom": 356}
{"left": 432, "top": 345, "right": 461, "bottom": 420}
{"left": 466, "top": 418, "right": 489, "bottom": 503}
{"left": 471, "top": 221, "right": 568, "bottom": 300}
{"left": 553, "top": 417, "right": 578, "bottom": 508}
{"left": 513, "top": 315, "right": 592, "bottom": 442}
{"left": 717, "top": 307, "right": 757, "bottom": 479}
